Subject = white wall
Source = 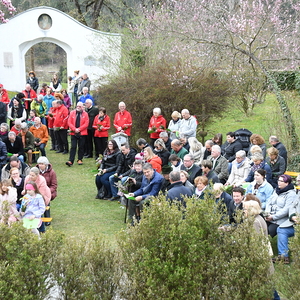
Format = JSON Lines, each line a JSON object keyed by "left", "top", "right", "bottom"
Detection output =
{"left": 0, "top": 6, "right": 121, "bottom": 91}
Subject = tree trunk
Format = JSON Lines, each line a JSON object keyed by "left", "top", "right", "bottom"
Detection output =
{"left": 30, "top": 47, "right": 34, "bottom": 71}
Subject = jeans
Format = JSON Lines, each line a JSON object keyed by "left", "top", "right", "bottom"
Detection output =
{"left": 109, "top": 176, "right": 127, "bottom": 197}
{"left": 95, "top": 171, "right": 114, "bottom": 197}
{"left": 277, "top": 226, "right": 295, "bottom": 257}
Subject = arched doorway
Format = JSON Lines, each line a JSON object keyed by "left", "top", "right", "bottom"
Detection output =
{"left": 24, "top": 42, "right": 67, "bottom": 90}
{"left": 0, "top": 6, "right": 121, "bottom": 91}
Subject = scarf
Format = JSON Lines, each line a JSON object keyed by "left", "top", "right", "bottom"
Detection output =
{"left": 275, "top": 183, "right": 294, "bottom": 195}
{"left": 236, "top": 158, "right": 245, "bottom": 169}
{"left": 251, "top": 161, "right": 264, "bottom": 172}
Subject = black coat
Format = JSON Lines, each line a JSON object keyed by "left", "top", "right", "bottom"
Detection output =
{"left": 86, "top": 106, "right": 99, "bottom": 129}
{"left": 100, "top": 149, "right": 121, "bottom": 173}
{"left": 154, "top": 149, "right": 170, "bottom": 166}
{"left": 0, "top": 102, "right": 7, "bottom": 125}
{"left": 116, "top": 148, "right": 137, "bottom": 175}
{"left": 4, "top": 136, "right": 24, "bottom": 156}
{"left": 27, "top": 77, "right": 39, "bottom": 92}
{"left": 223, "top": 139, "right": 243, "bottom": 162}
{"left": 180, "top": 164, "right": 202, "bottom": 184}
{"left": 273, "top": 142, "right": 287, "bottom": 166}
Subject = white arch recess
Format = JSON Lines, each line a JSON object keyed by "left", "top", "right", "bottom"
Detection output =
{"left": 0, "top": 6, "right": 121, "bottom": 91}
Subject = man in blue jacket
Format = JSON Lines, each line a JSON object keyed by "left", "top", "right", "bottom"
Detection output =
{"left": 129, "top": 163, "right": 163, "bottom": 221}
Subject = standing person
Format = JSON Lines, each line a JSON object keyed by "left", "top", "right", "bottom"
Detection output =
{"left": 148, "top": 107, "right": 167, "bottom": 147}
{"left": 20, "top": 182, "right": 45, "bottom": 236}
{"left": 37, "top": 156, "right": 57, "bottom": 226}
{"left": 7, "top": 96, "right": 27, "bottom": 128}
{"left": 39, "top": 83, "right": 51, "bottom": 96}
{"left": 53, "top": 99, "right": 69, "bottom": 154}
{"left": 84, "top": 99, "right": 99, "bottom": 158}
{"left": 22, "top": 84, "right": 37, "bottom": 117}
{"left": 77, "top": 73, "right": 91, "bottom": 96}
{"left": 29, "top": 117, "right": 49, "bottom": 157}
{"left": 113, "top": 101, "right": 132, "bottom": 138}
{"left": 0, "top": 83, "right": 9, "bottom": 106}
{"left": 67, "top": 76, "right": 75, "bottom": 106}
{"left": 26, "top": 71, "right": 39, "bottom": 93}
{"left": 30, "top": 95, "right": 47, "bottom": 125}
{"left": 178, "top": 109, "right": 197, "bottom": 139}
{"left": 93, "top": 107, "right": 110, "bottom": 157}
{"left": 43, "top": 88, "right": 55, "bottom": 116}
{"left": 72, "top": 70, "right": 80, "bottom": 104}
{"left": 79, "top": 87, "right": 94, "bottom": 105}
{"left": 49, "top": 73, "right": 62, "bottom": 93}
{"left": 46, "top": 100, "right": 57, "bottom": 151}
{"left": 61, "top": 89, "right": 72, "bottom": 110}
{"left": 168, "top": 111, "right": 182, "bottom": 140}
{"left": 66, "top": 102, "right": 89, "bottom": 166}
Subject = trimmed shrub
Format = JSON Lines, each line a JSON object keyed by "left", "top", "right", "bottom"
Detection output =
{"left": 117, "top": 195, "right": 274, "bottom": 300}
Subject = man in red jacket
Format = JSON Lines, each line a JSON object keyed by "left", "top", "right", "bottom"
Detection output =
{"left": 53, "top": 100, "right": 69, "bottom": 154}
{"left": 22, "top": 84, "right": 37, "bottom": 116}
{"left": 113, "top": 101, "right": 132, "bottom": 137}
{"left": 66, "top": 102, "right": 89, "bottom": 166}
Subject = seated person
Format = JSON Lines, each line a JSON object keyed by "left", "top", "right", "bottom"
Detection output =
{"left": 266, "top": 147, "right": 286, "bottom": 188}
{"left": 207, "top": 145, "right": 229, "bottom": 184}
{"left": 159, "top": 131, "right": 172, "bottom": 152}
{"left": 10, "top": 119, "right": 22, "bottom": 135}
{"left": 18, "top": 123, "right": 35, "bottom": 166}
{"left": 194, "top": 176, "right": 209, "bottom": 199}
{"left": 27, "top": 109, "right": 37, "bottom": 128}
{"left": 201, "top": 159, "right": 220, "bottom": 184}
{"left": 108, "top": 142, "right": 137, "bottom": 201}
{"left": 180, "top": 134, "right": 190, "bottom": 152}
{"left": 228, "top": 187, "right": 244, "bottom": 224}
{"left": 1, "top": 156, "right": 30, "bottom": 180}
{"left": 244, "top": 152, "right": 272, "bottom": 184}
{"left": 144, "top": 146, "right": 162, "bottom": 173}
{"left": 225, "top": 150, "right": 250, "bottom": 187}
{"left": 188, "top": 137, "right": 204, "bottom": 166}
{"left": 180, "top": 170, "right": 195, "bottom": 193}
{"left": 3, "top": 131, "right": 25, "bottom": 162}
{"left": 128, "top": 163, "right": 164, "bottom": 221}
{"left": 169, "top": 154, "right": 183, "bottom": 171}
{"left": 136, "top": 138, "right": 152, "bottom": 154}
{"left": 29, "top": 117, "right": 49, "bottom": 157}
{"left": 0, "top": 138, "right": 7, "bottom": 169}
{"left": 0, "top": 123, "right": 9, "bottom": 141}
{"left": 153, "top": 138, "right": 170, "bottom": 166}
{"left": 170, "top": 139, "right": 188, "bottom": 160}
{"left": 95, "top": 140, "right": 121, "bottom": 200}
{"left": 180, "top": 154, "right": 201, "bottom": 184}
{"left": 160, "top": 165, "right": 173, "bottom": 193}
{"left": 166, "top": 171, "right": 193, "bottom": 207}
{"left": 246, "top": 169, "right": 274, "bottom": 210}
{"left": 213, "top": 183, "right": 232, "bottom": 212}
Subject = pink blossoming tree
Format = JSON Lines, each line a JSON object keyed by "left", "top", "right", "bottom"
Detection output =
{"left": 131, "top": 0, "right": 300, "bottom": 149}
{"left": 0, "top": 0, "right": 16, "bottom": 23}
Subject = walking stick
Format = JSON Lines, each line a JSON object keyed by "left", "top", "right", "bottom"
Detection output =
{"left": 124, "top": 196, "right": 128, "bottom": 223}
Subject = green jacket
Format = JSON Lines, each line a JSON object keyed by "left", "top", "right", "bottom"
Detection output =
{"left": 30, "top": 100, "right": 47, "bottom": 118}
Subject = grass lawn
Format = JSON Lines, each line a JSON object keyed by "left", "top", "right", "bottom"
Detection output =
{"left": 45, "top": 145, "right": 126, "bottom": 245}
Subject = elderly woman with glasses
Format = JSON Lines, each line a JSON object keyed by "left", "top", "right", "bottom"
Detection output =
{"left": 265, "top": 174, "right": 296, "bottom": 241}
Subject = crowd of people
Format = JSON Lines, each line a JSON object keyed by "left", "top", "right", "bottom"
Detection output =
{"left": 0, "top": 70, "right": 299, "bottom": 274}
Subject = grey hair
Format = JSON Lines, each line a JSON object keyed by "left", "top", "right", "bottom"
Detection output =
{"left": 30, "top": 167, "right": 39, "bottom": 175}
{"left": 153, "top": 107, "right": 161, "bottom": 115}
{"left": 236, "top": 150, "right": 246, "bottom": 158}
{"left": 38, "top": 94, "right": 44, "bottom": 101}
{"left": 169, "top": 171, "right": 181, "bottom": 182}
{"left": 143, "top": 163, "right": 153, "bottom": 170}
{"left": 251, "top": 152, "right": 264, "bottom": 161}
{"left": 211, "top": 145, "right": 221, "bottom": 153}
{"left": 37, "top": 156, "right": 50, "bottom": 165}
{"left": 159, "top": 131, "right": 168, "bottom": 138}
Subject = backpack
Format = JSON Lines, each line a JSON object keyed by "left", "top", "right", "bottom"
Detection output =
{"left": 234, "top": 128, "right": 252, "bottom": 153}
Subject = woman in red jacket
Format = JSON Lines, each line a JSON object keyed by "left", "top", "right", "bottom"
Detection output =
{"left": 144, "top": 146, "right": 162, "bottom": 173}
{"left": 148, "top": 107, "right": 167, "bottom": 147}
{"left": 93, "top": 107, "right": 110, "bottom": 157}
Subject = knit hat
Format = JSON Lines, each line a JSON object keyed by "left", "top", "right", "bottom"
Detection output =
{"left": 162, "top": 165, "right": 173, "bottom": 174}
